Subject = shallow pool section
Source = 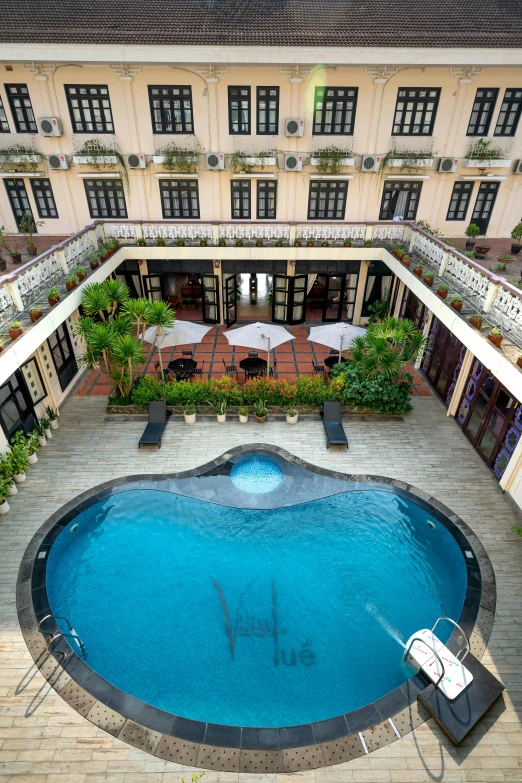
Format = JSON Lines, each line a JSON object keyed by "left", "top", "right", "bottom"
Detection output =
{"left": 46, "top": 487, "right": 467, "bottom": 727}
{"left": 230, "top": 456, "right": 284, "bottom": 493}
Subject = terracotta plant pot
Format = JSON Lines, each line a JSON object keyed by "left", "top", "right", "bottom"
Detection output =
{"left": 77, "top": 272, "right": 86, "bottom": 282}
{"left": 423, "top": 276, "right": 434, "bottom": 286}
{"left": 469, "top": 315, "right": 482, "bottom": 329}
{"left": 255, "top": 415, "right": 267, "bottom": 424}
{"left": 402, "top": 256, "right": 411, "bottom": 267}
{"left": 475, "top": 245, "right": 491, "bottom": 255}
{"left": 30, "top": 310, "right": 42, "bottom": 323}
{"left": 106, "top": 248, "right": 113, "bottom": 257}
{"left": 10, "top": 253, "right": 22, "bottom": 264}
{"left": 396, "top": 250, "right": 405, "bottom": 260}
{"left": 451, "top": 300, "right": 463, "bottom": 312}
{"left": 157, "top": 240, "right": 165, "bottom": 247}
{"left": 177, "top": 241, "right": 185, "bottom": 247}
{"left": 65, "top": 281, "right": 76, "bottom": 292}
{"left": 200, "top": 240, "right": 208, "bottom": 247}
{"left": 517, "top": 357, "right": 522, "bottom": 368}
{"left": 437, "top": 288, "right": 448, "bottom": 299}
{"left": 100, "top": 252, "right": 108, "bottom": 260}
{"left": 498, "top": 255, "right": 514, "bottom": 264}
{"left": 256, "top": 241, "right": 263, "bottom": 247}
{"left": 294, "top": 241, "right": 301, "bottom": 247}
{"left": 137, "top": 243, "right": 146, "bottom": 249}
{"left": 275, "top": 242, "right": 283, "bottom": 248}
{"left": 306, "top": 240, "right": 314, "bottom": 247}
{"left": 48, "top": 295, "right": 60, "bottom": 307}
{"left": 218, "top": 240, "right": 226, "bottom": 247}
{"left": 343, "top": 241, "right": 352, "bottom": 248}
{"left": 27, "top": 246, "right": 37, "bottom": 256}
{"left": 90, "top": 260, "right": 99, "bottom": 270}
{"left": 8, "top": 326, "right": 23, "bottom": 340}
{"left": 413, "top": 267, "right": 423, "bottom": 276}
{"left": 321, "top": 241, "right": 329, "bottom": 247}
{"left": 488, "top": 333, "right": 503, "bottom": 347}
{"left": 364, "top": 241, "right": 372, "bottom": 248}
{"left": 235, "top": 240, "right": 243, "bottom": 247}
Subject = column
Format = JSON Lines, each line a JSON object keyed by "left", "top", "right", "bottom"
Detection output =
{"left": 447, "top": 348, "right": 473, "bottom": 418}
{"left": 352, "top": 261, "right": 369, "bottom": 324}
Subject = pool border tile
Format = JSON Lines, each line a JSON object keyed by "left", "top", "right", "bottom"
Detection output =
{"left": 17, "top": 443, "right": 496, "bottom": 770}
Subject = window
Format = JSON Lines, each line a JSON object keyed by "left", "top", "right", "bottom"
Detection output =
{"left": 256, "top": 87, "right": 279, "bottom": 134}
{"left": 231, "top": 180, "right": 251, "bottom": 218}
{"left": 467, "top": 88, "right": 499, "bottom": 136}
{"left": 494, "top": 89, "right": 522, "bottom": 136}
{"left": 228, "top": 87, "right": 250, "bottom": 134}
{"left": 313, "top": 87, "right": 358, "bottom": 135}
{"left": 159, "top": 179, "right": 200, "bottom": 218}
{"left": 0, "top": 96, "right": 10, "bottom": 132}
{"left": 5, "top": 84, "right": 36, "bottom": 133}
{"left": 48, "top": 324, "right": 78, "bottom": 392}
{"left": 0, "top": 365, "right": 45, "bottom": 440}
{"left": 84, "top": 179, "right": 127, "bottom": 218}
{"left": 446, "top": 182, "right": 473, "bottom": 221}
{"left": 307, "top": 180, "right": 347, "bottom": 220}
{"left": 256, "top": 180, "right": 276, "bottom": 219}
{"left": 4, "top": 178, "right": 33, "bottom": 228}
{"left": 148, "top": 85, "right": 194, "bottom": 134}
{"left": 379, "top": 181, "right": 422, "bottom": 220}
{"left": 30, "top": 179, "right": 58, "bottom": 219}
{"left": 65, "top": 85, "right": 114, "bottom": 133}
{"left": 392, "top": 88, "right": 440, "bottom": 135}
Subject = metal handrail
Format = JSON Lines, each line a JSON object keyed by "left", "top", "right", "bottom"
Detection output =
{"left": 405, "top": 636, "right": 446, "bottom": 691}
{"left": 431, "top": 616, "right": 470, "bottom": 661}
{"left": 37, "top": 614, "right": 87, "bottom": 657}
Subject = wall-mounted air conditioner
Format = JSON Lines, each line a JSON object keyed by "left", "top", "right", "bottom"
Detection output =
{"left": 206, "top": 152, "right": 225, "bottom": 170}
{"left": 127, "top": 153, "right": 146, "bottom": 169}
{"left": 47, "top": 153, "right": 69, "bottom": 170}
{"left": 285, "top": 118, "right": 304, "bottom": 137}
{"left": 361, "top": 154, "right": 382, "bottom": 172}
{"left": 439, "top": 158, "right": 459, "bottom": 172}
{"left": 39, "top": 117, "right": 62, "bottom": 136}
{"left": 284, "top": 153, "right": 303, "bottom": 172}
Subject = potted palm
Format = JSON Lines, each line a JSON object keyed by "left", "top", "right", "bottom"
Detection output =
{"left": 465, "top": 223, "right": 480, "bottom": 250}
{"left": 238, "top": 405, "right": 249, "bottom": 424}
{"left": 254, "top": 398, "right": 268, "bottom": 423}
{"left": 488, "top": 327, "right": 503, "bottom": 347}
{"left": 29, "top": 306, "right": 43, "bottom": 323}
{"left": 469, "top": 313, "right": 483, "bottom": 329}
{"left": 451, "top": 295, "right": 463, "bottom": 312}
{"left": 76, "top": 265, "right": 87, "bottom": 282}
{"left": 286, "top": 407, "right": 298, "bottom": 425}
{"left": 34, "top": 421, "right": 46, "bottom": 447}
{"left": 437, "top": 282, "right": 449, "bottom": 298}
{"left": 207, "top": 395, "right": 227, "bottom": 423}
{"left": 45, "top": 406, "right": 58, "bottom": 430}
{"left": 423, "top": 272, "right": 434, "bottom": 286}
{"left": 48, "top": 287, "right": 60, "bottom": 307}
{"left": 40, "top": 416, "right": 52, "bottom": 439}
{"left": 8, "top": 321, "right": 23, "bottom": 340}
{"left": 66, "top": 272, "right": 77, "bottom": 291}
{"left": 511, "top": 223, "right": 522, "bottom": 255}
{"left": 184, "top": 403, "right": 196, "bottom": 425}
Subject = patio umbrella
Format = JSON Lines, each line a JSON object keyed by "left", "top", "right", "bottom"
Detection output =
{"left": 142, "top": 321, "right": 213, "bottom": 350}
{"left": 308, "top": 323, "right": 366, "bottom": 363}
{"left": 223, "top": 322, "right": 295, "bottom": 375}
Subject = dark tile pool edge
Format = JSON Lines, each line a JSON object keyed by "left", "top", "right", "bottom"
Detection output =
{"left": 17, "top": 444, "right": 496, "bottom": 771}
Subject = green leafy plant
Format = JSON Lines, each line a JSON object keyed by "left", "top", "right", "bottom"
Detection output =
{"left": 286, "top": 406, "right": 298, "bottom": 416}
{"left": 18, "top": 212, "right": 43, "bottom": 249}
{"left": 437, "top": 282, "right": 449, "bottom": 291}
{"left": 330, "top": 362, "right": 414, "bottom": 414}
{"left": 30, "top": 306, "right": 42, "bottom": 315}
{"left": 382, "top": 148, "right": 434, "bottom": 172}
{"left": 254, "top": 398, "right": 269, "bottom": 417}
{"left": 466, "top": 138, "right": 504, "bottom": 161}
{"left": 308, "top": 145, "right": 352, "bottom": 175}
{"left": 424, "top": 271, "right": 435, "bottom": 280}
{"left": 76, "top": 265, "right": 86, "bottom": 275}
{"left": 510, "top": 223, "right": 522, "bottom": 242}
{"left": 159, "top": 139, "right": 202, "bottom": 174}
{"left": 7, "top": 432, "right": 29, "bottom": 475}
{"left": 67, "top": 272, "right": 78, "bottom": 285}
{"left": 39, "top": 417, "right": 50, "bottom": 430}
{"left": 497, "top": 254, "right": 515, "bottom": 262}
{"left": 367, "top": 288, "right": 392, "bottom": 324}
{"left": 492, "top": 261, "right": 507, "bottom": 272}
{"left": 489, "top": 327, "right": 502, "bottom": 336}
{"left": 183, "top": 403, "right": 196, "bottom": 415}
{"left": 348, "top": 317, "right": 427, "bottom": 381}
{"left": 238, "top": 405, "right": 249, "bottom": 416}
{"left": 48, "top": 286, "right": 59, "bottom": 299}
{"left": 451, "top": 295, "right": 462, "bottom": 303}
{"left": 465, "top": 223, "right": 480, "bottom": 239}
{"left": 414, "top": 220, "right": 442, "bottom": 238}
{"left": 205, "top": 394, "right": 227, "bottom": 415}
{"left": 9, "top": 320, "right": 21, "bottom": 329}
{"left": 465, "top": 251, "right": 476, "bottom": 259}
{"left": 45, "top": 406, "right": 57, "bottom": 421}
{"left": 0, "top": 144, "right": 39, "bottom": 173}
{"left": 75, "top": 140, "right": 129, "bottom": 192}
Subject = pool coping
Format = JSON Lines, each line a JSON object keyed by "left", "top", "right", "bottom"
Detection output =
{"left": 17, "top": 444, "right": 496, "bottom": 772}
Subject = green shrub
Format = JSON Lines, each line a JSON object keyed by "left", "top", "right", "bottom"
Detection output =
{"left": 331, "top": 362, "right": 414, "bottom": 414}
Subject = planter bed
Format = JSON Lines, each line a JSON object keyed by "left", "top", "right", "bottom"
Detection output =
{"left": 106, "top": 403, "right": 400, "bottom": 418}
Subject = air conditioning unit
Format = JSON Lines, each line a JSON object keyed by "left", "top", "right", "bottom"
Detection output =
{"left": 127, "top": 153, "right": 146, "bottom": 169}
{"left": 361, "top": 154, "right": 382, "bottom": 173}
{"left": 439, "top": 157, "right": 459, "bottom": 173}
{"left": 47, "top": 153, "right": 69, "bottom": 170}
{"left": 285, "top": 118, "right": 305, "bottom": 137}
{"left": 284, "top": 153, "right": 303, "bottom": 172}
{"left": 515, "top": 160, "right": 522, "bottom": 174}
{"left": 38, "top": 117, "right": 62, "bottom": 136}
{"left": 206, "top": 152, "right": 225, "bottom": 170}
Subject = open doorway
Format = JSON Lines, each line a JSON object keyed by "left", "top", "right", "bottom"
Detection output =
{"left": 237, "top": 273, "right": 272, "bottom": 321}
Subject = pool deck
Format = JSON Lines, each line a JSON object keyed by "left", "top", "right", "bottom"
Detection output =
{"left": 1, "top": 393, "right": 522, "bottom": 783}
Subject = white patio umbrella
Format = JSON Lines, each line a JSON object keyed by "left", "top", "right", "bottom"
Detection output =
{"left": 223, "top": 322, "right": 295, "bottom": 375}
{"left": 308, "top": 323, "right": 366, "bottom": 363}
{"left": 142, "top": 321, "right": 213, "bottom": 375}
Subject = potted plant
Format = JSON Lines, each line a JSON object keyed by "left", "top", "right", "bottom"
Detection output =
{"left": 8, "top": 434, "right": 29, "bottom": 483}
{"left": 184, "top": 403, "right": 196, "bottom": 425}
{"left": 199, "top": 236, "right": 208, "bottom": 247}
{"left": 48, "top": 287, "right": 60, "bottom": 307}
{"left": 18, "top": 212, "right": 43, "bottom": 257}
{"left": 34, "top": 421, "right": 46, "bottom": 447}
{"left": 510, "top": 222, "right": 522, "bottom": 254}
{"left": 235, "top": 239, "right": 243, "bottom": 248}
{"left": 488, "top": 327, "right": 503, "bottom": 347}
{"left": 343, "top": 238, "right": 352, "bottom": 247}
{"left": 413, "top": 264, "right": 423, "bottom": 277}
{"left": 89, "top": 251, "right": 99, "bottom": 271}
{"left": 402, "top": 254, "right": 411, "bottom": 267}
{"left": 255, "top": 237, "right": 264, "bottom": 247}
{"left": 437, "top": 282, "right": 449, "bottom": 299}
{"left": 306, "top": 238, "right": 314, "bottom": 247}
{"left": 497, "top": 253, "right": 515, "bottom": 265}
{"left": 176, "top": 238, "right": 185, "bottom": 247}
{"left": 474, "top": 241, "right": 491, "bottom": 258}
{"left": 469, "top": 313, "right": 483, "bottom": 329}
{"left": 364, "top": 239, "right": 372, "bottom": 247}
{"left": 45, "top": 406, "right": 58, "bottom": 429}
{"left": 465, "top": 223, "right": 480, "bottom": 249}
{"left": 294, "top": 237, "right": 302, "bottom": 247}
{"left": 320, "top": 240, "right": 329, "bottom": 248}
{"left": 0, "top": 479, "right": 10, "bottom": 515}
{"left": 254, "top": 398, "right": 268, "bottom": 423}
{"left": 137, "top": 237, "right": 147, "bottom": 248}
{"left": 29, "top": 306, "right": 43, "bottom": 323}
{"left": 157, "top": 236, "right": 165, "bottom": 247}
{"left": 108, "top": 238, "right": 119, "bottom": 251}
{"left": 275, "top": 238, "right": 284, "bottom": 247}
{"left": 517, "top": 352, "right": 522, "bottom": 369}
{"left": 286, "top": 407, "right": 299, "bottom": 425}
{"left": 9, "top": 249, "right": 22, "bottom": 264}
{"left": 423, "top": 271, "right": 434, "bottom": 286}
{"left": 0, "top": 337, "right": 6, "bottom": 353}
{"left": 451, "top": 295, "right": 463, "bottom": 312}
{"left": 238, "top": 405, "right": 249, "bottom": 424}
{"left": 392, "top": 245, "right": 402, "bottom": 258}
{"left": 40, "top": 416, "right": 52, "bottom": 439}
{"left": 27, "top": 434, "right": 39, "bottom": 465}
{"left": 8, "top": 321, "right": 23, "bottom": 340}
{"left": 206, "top": 395, "right": 227, "bottom": 423}
{"left": 76, "top": 265, "right": 87, "bottom": 282}
{"left": 218, "top": 237, "right": 226, "bottom": 247}
{"left": 66, "top": 272, "right": 77, "bottom": 291}
{"left": 0, "top": 225, "right": 15, "bottom": 268}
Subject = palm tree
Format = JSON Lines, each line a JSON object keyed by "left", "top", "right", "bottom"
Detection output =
{"left": 143, "top": 300, "right": 175, "bottom": 376}
{"left": 112, "top": 335, "right": 145, "bottom": 397}
{"left": 81, "top": 282, "right": 111, "bottom": 320}
{"left": 104, "top": 279, "right": 130, "bottom": 316}
{"left": 350, "top": 318, "right": 427, "bottom": 380}
{"left": 122, "top": 297, "right": 151, "bottom": 339}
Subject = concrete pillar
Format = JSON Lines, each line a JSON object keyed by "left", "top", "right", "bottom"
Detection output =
{"left": 439, "top": 250, "right": 449, "bottom": 277}
{"left": 500, "top": 433, "right": 522, "bottom": 493}
{"left": 56, "top": 248, "right": 68, "bottom": 274}
{"left": 393, "top": 280, "right": 405, "bottom": 318}
{"left": 352, "top": 260, "right": 370, "bottom": 324}
{"left": 7, "top": 281, "right": 23, "bottom": 312}
{"left": 447, "top": 348, "right": 474, "bottom": 417}
{"left": 415, "top": 311, "right": 433, "bottom": 369}
{"left": 483, "top": 281, "right": 500, "bottom": 313}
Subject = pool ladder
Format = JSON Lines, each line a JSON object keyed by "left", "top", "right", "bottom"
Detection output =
{"left": 37, "top": 614, "right": 87, "bottom": 659}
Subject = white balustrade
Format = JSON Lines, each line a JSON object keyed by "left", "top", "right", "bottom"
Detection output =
{"left": 63, "top": 232, "right": 95, "bottom": 271}
{"left": 104, "top": 223, "right": 137, "bottom": 240}
{"left": 0, "top": 285, "right": 14, "bottom": 314}
{"left": 372, "top": 225, "right": 405, "bottom": 240}
{"left": 296, "top": 224, "right": 366, "bottom": 240}
{"left": 224, "top": 224, "right": 289, "bottom": 240}
{"left": 412, "top": 233, "right": 445, "bottom": 267}
{"left": 16, "top": 253, "right": 62, "bottom": 299}
{"left": 445, "top": 254, "right": 490, "bottom": 298}
{"left": 491, "top": 285, "right": 522, "bottom": 328}
{"left": 142, "top": 223, "right": 212, "bottom": 240}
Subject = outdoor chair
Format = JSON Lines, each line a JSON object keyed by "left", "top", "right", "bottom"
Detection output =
{"left": 182, "top": 350, "right": 193, "bottom": 357}
{"left": 192, "top": 361, "right": 204, "bottom": 378}
{"left": 322, "top": 401, "right": 348, "bottom": 449}
{"left": 138, "top": 401, "right": 167, "bottom": 450}
{"left": 313, "top": 364, "right": 325, "bottom": 377}
{"left": 154, "top": 361, "right": 172, "bottom": 381}
{"left": 222, "top": 359, "right": 238, "bottom": 379}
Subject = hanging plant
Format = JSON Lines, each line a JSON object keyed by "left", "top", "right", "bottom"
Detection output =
{"left": 0, "top": 145, "right": 40, "bottom": 173}
{"left": 157, "top": 139, "right": 202, "bottom": 174}
{"left": 307, "top": 145, "right": 352, "bottom": 175}
{"left": 74, "top": 140, "right": 129, "bottom": 193}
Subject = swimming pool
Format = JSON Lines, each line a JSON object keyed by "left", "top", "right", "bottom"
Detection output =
{"left": 44, "top": 480, "right": 467, "bottom": 727}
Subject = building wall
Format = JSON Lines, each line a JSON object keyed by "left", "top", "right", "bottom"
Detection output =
{"left": 0, "top": 63, "right": 521, "bottom": 236}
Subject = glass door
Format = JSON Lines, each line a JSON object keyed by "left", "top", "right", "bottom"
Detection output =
{"left": 0, "top": 368, "right": 44, "bottom": 440}
{"left": 201, "top": 274, "right": 220, "bottom": 324}
{"left": 344, "top": 272, "right": 359, "bottom": 323}
{"left": 48, "top": 323, "right": 79, "bottom": 392}
{"left": 291, "top": 274, "right": 307, "bottom": 324}
{"left": 4, "top": 178, "right": 34, "bottom": 229}
{"left": 322, "top": 275, "right": 346, "bottom": 322}
{"left": 143, "top": 274, "right": 166, "bottom": 302}
{"left": 471, "top": 182, "right": 499, "bottom": 235}
{"left": 223, "top": 273, "right": 237, "bottom": 327}
{"left": 272, "top": 275, "right": 289, "bottom": 323}
{"left": 424, "top": 325, "right": 463, "bottom": 404}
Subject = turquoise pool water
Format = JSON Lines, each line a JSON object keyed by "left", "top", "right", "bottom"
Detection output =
{"left": 46, "top": 488, "right": 467, "bottom": 727}
{"left": 230, "top": 456, "right": 284, "bottom": 493}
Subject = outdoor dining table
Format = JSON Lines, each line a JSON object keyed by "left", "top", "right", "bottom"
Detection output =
{"left": 168, "top": 358, "right": 197, "bottom": 378}
{"left": 324, "top": 355, "right": 350, "bottom": 369}
{"left": 239, "top": 356, "right": 267, "bottom": 378}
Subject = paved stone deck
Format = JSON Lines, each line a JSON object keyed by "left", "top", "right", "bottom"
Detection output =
{"left": 1, "top": 394, "right": 521, "bottom": 783}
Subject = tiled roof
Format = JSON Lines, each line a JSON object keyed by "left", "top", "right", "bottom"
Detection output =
{"left": 1, "top": 0, "right": 522, "bottom": 47}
